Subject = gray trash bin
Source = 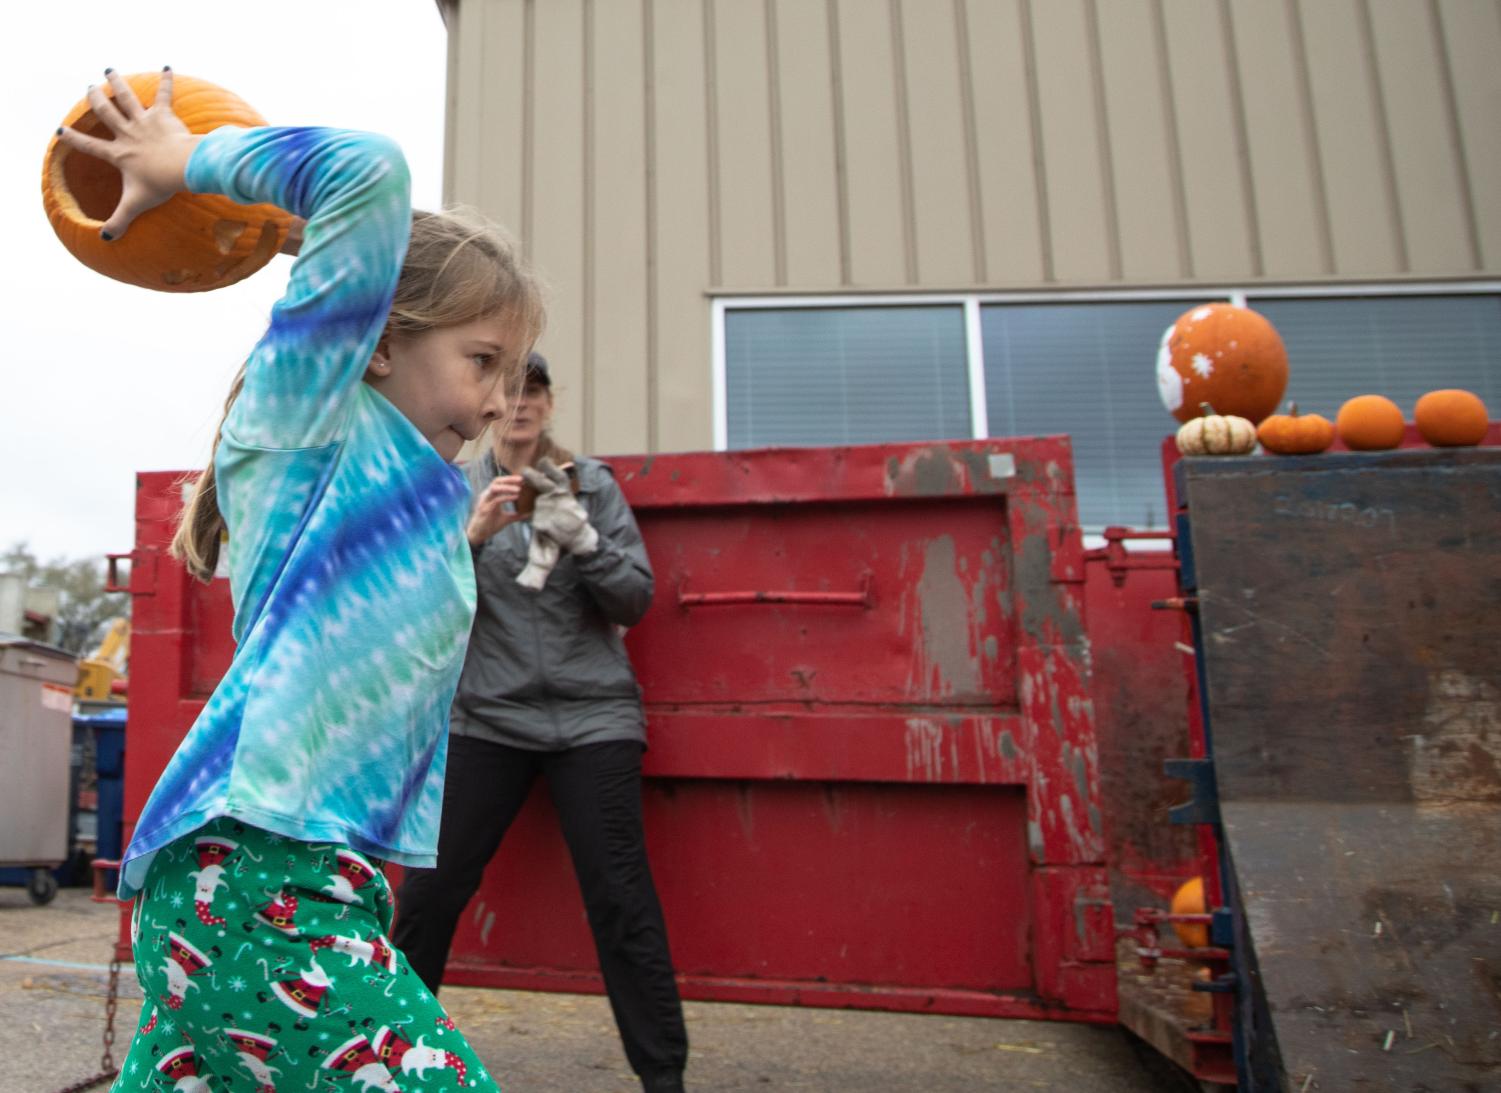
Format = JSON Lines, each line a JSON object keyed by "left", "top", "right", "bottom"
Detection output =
{"left": 0, "top": 635, "right": 77, "bottom": 904}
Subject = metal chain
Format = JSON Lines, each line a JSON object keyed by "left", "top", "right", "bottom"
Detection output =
{"left": 102, "top": 953, "right": 120, "bottom": 1073}
{"left": 52, "top": 953, "right": 122, "bottom": 1093}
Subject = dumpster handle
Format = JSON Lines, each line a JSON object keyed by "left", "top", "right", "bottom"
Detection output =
{"left": 104, "top": 553, "right": 131, "bottom": 594}
{"left": 678, "top": 573, "right": 873, "bottom": 609}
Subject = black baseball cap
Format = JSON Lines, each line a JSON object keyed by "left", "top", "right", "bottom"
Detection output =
{"left": 524, "top": 351, "right": 551, "bottom": 386}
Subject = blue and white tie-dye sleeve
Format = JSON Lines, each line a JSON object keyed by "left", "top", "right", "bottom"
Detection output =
{"left": 118, "top": 129, "right": 477, "bottom": 900}
{"left": 186, "top": 126, "right": 412, "bottom": 449}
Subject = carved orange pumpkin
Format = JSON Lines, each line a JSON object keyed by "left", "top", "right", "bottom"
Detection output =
{"left": 41, "top": 72, "right": 293, "bottom": 292}
{"left": 1336, "top": 395, "right": 1405, "bottom": 451}
{"left": 1157, "top": 303, "right": 1288, "bottom": 424}
{"left": 1170, "top": 877, "right": 1209, "bottom": 948}
{"left": 1414, "top": 389, "right": 1488, "bottom": 447}
{"left": 1256, "top": 403, "right": 1335, "bottom": 455}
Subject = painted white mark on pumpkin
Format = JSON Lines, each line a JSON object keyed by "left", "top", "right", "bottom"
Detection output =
{"left": 1156, "top": 324, "right": 1183, "bottom": 412}
{"left": 1192, "top": 353, "right": 1215, "bottom": 378}
{"left": 213, "top": 219, "right": 248, "bottom": 254}
{"left": 1191, "top": 306, "right": 1213, "bottom": 322}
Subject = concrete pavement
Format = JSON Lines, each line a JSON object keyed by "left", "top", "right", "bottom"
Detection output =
{"left": 1, "top": 889, "right": 1188, "bottom": 1092}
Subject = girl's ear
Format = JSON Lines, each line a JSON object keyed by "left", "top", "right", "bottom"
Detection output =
{"left": 366, "top": 336, "right": 393, "bottom": 379}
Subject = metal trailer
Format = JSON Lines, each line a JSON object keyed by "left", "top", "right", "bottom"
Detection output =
{"left": 0, "top": 635, "right": 78, "bottom": 904}
{"left": 1168, "top": 445, "right": 1501, "bottom": 1090}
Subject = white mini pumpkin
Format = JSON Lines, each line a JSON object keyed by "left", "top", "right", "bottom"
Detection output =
{"left": 1176, "top": 403, "right": 1256, "bottom": 456}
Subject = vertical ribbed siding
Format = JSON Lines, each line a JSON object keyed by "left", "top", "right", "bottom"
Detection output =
{"left": 444, "top": 0, "right": 1501, "bottom": 456}
{"left": 643, "top": 0, "right": 660, "bottom": 449}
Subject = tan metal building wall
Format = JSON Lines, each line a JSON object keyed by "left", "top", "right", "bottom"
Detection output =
{"left": 440, "top": 0, "right": 1501, "bottom": 456}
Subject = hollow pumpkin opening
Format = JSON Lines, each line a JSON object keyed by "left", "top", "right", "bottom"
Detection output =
{"left": 59, "top": 114, "right": 121, "bottom": 222}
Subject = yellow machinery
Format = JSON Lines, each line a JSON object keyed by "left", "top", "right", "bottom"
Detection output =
{"left": 75, "top": 617, "right": 128, "bottom": 702}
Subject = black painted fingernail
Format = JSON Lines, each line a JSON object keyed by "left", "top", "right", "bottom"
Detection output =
{"left": 100, "top": 230, "right": 113, "bottom": 241}
{"left": 104, "top": 67, "right": 113, "bottom": 75}
{"left": 162, "top": 65, "right": 171, "bottom": 72}
{"left": 55, "top": 127, "right": 63, "bottom": 136}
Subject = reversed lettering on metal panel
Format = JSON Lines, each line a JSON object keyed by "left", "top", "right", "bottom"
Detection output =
{"left": 1273, "top": 494, "right": 1397, "bottom": 532}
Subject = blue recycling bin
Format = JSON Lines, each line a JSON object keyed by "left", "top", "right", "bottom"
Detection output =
{"left": 78, "top": 706, "right": 127, "bottom": 866}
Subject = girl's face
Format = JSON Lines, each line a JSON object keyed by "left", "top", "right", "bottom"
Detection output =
{"left": 506, "top": 380, "right": 554, "bottom": 447}
{"left": 366, "top": 312, "right": 523, "bottom": 462}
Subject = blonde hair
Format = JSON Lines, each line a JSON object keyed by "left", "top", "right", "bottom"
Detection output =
{"left": 171, "top": 208, "right": 546, "bottom": 582}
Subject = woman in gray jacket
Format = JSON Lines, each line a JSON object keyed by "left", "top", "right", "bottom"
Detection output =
{"left": 392, "top": 354, "right": 688, "bottom": 1093}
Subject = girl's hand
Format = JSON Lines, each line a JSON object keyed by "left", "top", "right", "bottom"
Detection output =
{"left": 55, "top": 68, "right": 200, "bottom": 241}
{"left": 467, "top": 475, "right": 524, "bottom": 546}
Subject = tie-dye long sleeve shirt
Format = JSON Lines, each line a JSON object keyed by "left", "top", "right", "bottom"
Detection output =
{"left": 119, "top": 127, "right": 476, "bottom": 899}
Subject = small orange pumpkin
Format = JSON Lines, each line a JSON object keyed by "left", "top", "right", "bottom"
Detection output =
{"left": 1256, "top": 402, "right": 1335, "bottom": 455}
{"left": 1157, "top": 303, "right": 1289, "bottom": 425}
{"left": 1336, "top": 395, "right": 1405, "bottom": 451}
{"left": 1414, "top": 389, "right": 1488, "bottom": 447}
{"left": 41, "top": 72, "right": 293, "bottom": 292}
{"left": 1170, "top": 877, "right": 1209, "bottom": 948}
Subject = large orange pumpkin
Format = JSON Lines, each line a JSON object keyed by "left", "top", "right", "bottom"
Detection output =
{"left": 41, "top": 72, "right": 293, "bottom": 292}
{"left": 1336, "top": 395, "right": 1405, "bottom": 451}
{"left": 1156, "top": 303, "right": 1288, "bottom": 424}
{"left": 1414, "top": 389, "right": 1488, "bottom": 447}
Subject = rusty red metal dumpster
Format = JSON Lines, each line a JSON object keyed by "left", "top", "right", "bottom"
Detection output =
{"left": 119, "top": 438, "right": 1116, "bottom": 1022}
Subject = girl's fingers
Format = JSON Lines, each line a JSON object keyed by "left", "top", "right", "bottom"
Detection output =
{"left": 99, "top": 189, "right": 146, "bottom": 240}
{"left": 156, "top": 66, "right": 174, "bottom": 110}
{"left": 55, "top": 124, "right": 118, "bottom": 163}
{"left": 104, "top": 68, "right": 143, "bottom": 117}
{"left": 85, "top": 82, "right": 128, "bottom": 133}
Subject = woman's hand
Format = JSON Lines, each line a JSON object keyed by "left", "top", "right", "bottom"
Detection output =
{"left": 55, "top": 68, "right": 200, "bottom": 241}
{"left": 525, "top": 460, "right": 599, "bottom": 556}
{"left": 467, "top": 475, "right": 525, "bottom": 546}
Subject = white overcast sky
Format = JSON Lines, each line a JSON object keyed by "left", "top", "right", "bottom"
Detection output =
{"left": 1, "top": 1, "right": 449, "bottom": 563}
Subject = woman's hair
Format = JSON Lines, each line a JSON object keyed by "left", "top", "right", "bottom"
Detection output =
{"left": 171, "top": 208, "right": 546, "bottom": 582}
{"left": 529, "top": 431, "right": 575, "bottom": 469}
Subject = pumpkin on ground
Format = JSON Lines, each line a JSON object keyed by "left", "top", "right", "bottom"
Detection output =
{"left": 1170, "top": 877, "right": 1209, "bottom": 948}
{"left": 1336, "top": 395, "right": 1405, "bottom": 451}
{"left": 1156, "top": 303, "right": 1289, "bottom": 425}
{"left": 1175, "top": 404, "right": 1257, "bottom": 456}
{"left": 41, "top": 72, "right": 294, "bottom": 292}
{"left": 1256, "top": 403, "right": 1336, "bottom": 455}
{"left": 1414, "top": 389, "right": 1489, "bottom": 447}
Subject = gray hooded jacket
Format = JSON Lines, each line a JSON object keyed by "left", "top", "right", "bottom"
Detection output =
{"left": 449, "top": 451, "right": 652, "bottom": 750}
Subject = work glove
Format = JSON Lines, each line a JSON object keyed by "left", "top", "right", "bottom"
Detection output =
{"left": 515, "top": 530, "right": 562, "bottom": 591}
{"left": 523, "top": 459, "right": 599, "bottom": 556}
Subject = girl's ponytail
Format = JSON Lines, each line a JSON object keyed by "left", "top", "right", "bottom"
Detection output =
{"left": 170, "top": 366, "right": 245, "bottom": 583}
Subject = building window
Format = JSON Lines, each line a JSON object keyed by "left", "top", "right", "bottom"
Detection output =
{"left": 980, "top": 299, "right": 1208, "bottom": 529}
{"left": 717, "top": 288, "right": 1501, "bottom": 531}
{"left": 723, "top": 305, "right": 971, "bottom": 449}
{"left": 1255, "top": 294, "right": 1501, "bottom": 417}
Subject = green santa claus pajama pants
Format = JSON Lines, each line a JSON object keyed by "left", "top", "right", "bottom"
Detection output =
{"left": 112, "top": 817, "right": 499, "bottom": 1091}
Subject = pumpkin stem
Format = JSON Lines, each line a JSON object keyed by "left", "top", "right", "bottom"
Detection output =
{"left": 1288, "top": 401, "right": 1299, "bottom": 417}
{"left": 1199, "top": 402, "right": 1215, "bottom": 418}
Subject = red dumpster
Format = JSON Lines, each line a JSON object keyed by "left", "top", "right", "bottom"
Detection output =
{"left": 119, "top": 438, "right": 1116, "bottom": 1022}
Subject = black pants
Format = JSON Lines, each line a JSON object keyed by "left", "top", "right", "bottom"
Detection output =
{"left": 392, "top": 735, "right": 688, "bottom": 1081}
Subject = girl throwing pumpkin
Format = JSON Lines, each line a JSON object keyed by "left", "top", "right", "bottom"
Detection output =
{"left": 57, "top": 68, "right": 543, "bottom": 1090}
